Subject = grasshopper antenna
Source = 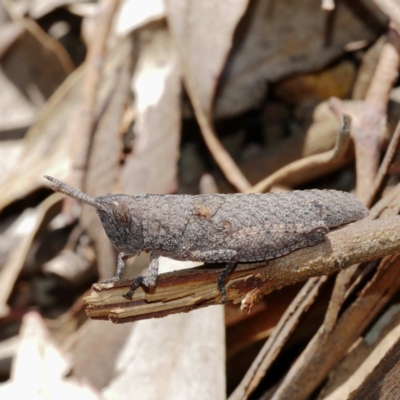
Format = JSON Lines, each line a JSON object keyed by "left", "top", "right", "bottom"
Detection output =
{"left": 44, "top": 175, "right": 106, "bottom": 211}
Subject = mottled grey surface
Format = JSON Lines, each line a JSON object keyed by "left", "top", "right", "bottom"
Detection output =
{"left": 45, "top": 177, "right": 369, "bottom": 301}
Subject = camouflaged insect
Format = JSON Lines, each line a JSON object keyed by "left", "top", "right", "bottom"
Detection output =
{"left": 45, "top": 176, "right": 368, "bottom": 302}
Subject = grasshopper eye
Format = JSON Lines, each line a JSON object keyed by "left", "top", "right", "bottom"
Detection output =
{"left": 111, "top": 202, "right": 131, "bottom": 228}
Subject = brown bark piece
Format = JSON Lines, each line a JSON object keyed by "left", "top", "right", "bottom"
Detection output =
{"left": 270, "top": 254, "right": 400, "bottom": 400}
{"left": 229, "top": 276, "right": 328, "bottom": 400}
{"left": 349, "top": 337, "right": 400, "bottom": 400}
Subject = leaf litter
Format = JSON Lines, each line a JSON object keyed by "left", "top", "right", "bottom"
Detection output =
{"left": 0, "top": 1, "right": 400, "bottom": 399}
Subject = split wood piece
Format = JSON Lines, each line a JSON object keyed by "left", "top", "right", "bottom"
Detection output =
{"left": 348, "top": 336, "right": 400, "bottom": 400}
{"left": 248, "top": 114, "right": 351, "bottom": 193}
{"left": 269, "top": 252, "right": 400, "bottom": 400}
{"left": 84, "top": 216, "right": 400, "bottom": 323}
{"left": 229, "top": 276, "right": 328, "bottom": 400}
{"left": 368, "top": 183, "right": 400, "bottom": 220}
{"left": 321, "top": 316, "right": 400, "bottom": 400}
{"left": 366, "top": 118, "right": 400, "bottom": 208}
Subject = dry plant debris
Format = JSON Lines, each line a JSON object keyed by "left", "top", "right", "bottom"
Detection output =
{"left": 0, "top": 1, "right": 400, "bottom": 399}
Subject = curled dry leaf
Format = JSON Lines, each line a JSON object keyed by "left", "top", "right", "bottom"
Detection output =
{"left": 215, "top": 0, "right": 379, "bottom": 118}
{"left": 0, "top": 27, "right": 70, "bottom": 184}
{"left": 248, "top": 114, "right": 352, "bottom": 193}
{"left": 0, "top": 38, "right": 131, "bottom": 211}
{"left": 238, "top": 101, "right": 348, "bottom": 188}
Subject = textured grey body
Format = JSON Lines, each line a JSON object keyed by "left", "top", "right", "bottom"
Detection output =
{"left": 100, "top": 190, "right": 367, "bottom": 263}
{"left": 44, "top": 177, "right": 369, "bottom": 302}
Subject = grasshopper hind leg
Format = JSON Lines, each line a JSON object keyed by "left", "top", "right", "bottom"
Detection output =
{"left": 218, "top": 262, "right": 237, "bottom": 304}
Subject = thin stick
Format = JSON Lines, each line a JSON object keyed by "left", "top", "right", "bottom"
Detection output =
{"left": 366, "top": 119, "right": 400, "bottom": 208}
{"left": 248, "top": 115, "right": 351, "bottom": 193}
{"left": 229, "top": 276, "right": 327, "bottom": 400}
{"left": 191, "top": 93, "right": 251, "bottom": 193}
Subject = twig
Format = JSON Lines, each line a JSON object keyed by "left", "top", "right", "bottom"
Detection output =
{"left": 84, "top": 216, "right": 400, "bottom": 323}
{"left": 248, "top": 114, "right": 351, "bottom": 193}
{"left": 271, "top": 253, "right": 400, "bottom": 400}
{"left": 72, "top": 0, "right": 120, "bottom": 187}
{"left": 330, "top": 26, "right": 400, "bottom": 203}
{"left": 369, "top": 182, "right": 400, "bottom": 220}
{"left": 229, "top": 276, "right": 328, "bottom": 400}
{"left": 366, "top": 119, "right": 400, "bottom": 208}
{"left": 1, "top": 1, "right": 74, "bottom": 73}
{"left": 192, "top": 95, "right": 251, "bottom": 192}
{"left": 365, "top": 26, "right": 400, "bottom": 109}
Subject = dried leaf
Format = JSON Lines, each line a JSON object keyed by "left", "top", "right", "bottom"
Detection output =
{"left": 0, "top": 39, "right": 130, "bottom": 211}
{"left": 0, "top": 311, "right": 101, "bottom": 400}
{"left": 270, "top": 254, "right": 400, "bottom": 400}
{"left": 81, "top": 38, "right": 133, "bottom": 279}
{"left": 0, "top": 193, "right": 62, "bottom": 317}
{"left": 0, "top": 66, "right": 81, "bottom": 211}
{"left": 215, "top": 0, "right": 378, "bottom": 118}
{"left": 121, "top": 26, "right": 181, "bottom": 194}
{"left": 68, "top": 319, "right": 132, "bottom": 390}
